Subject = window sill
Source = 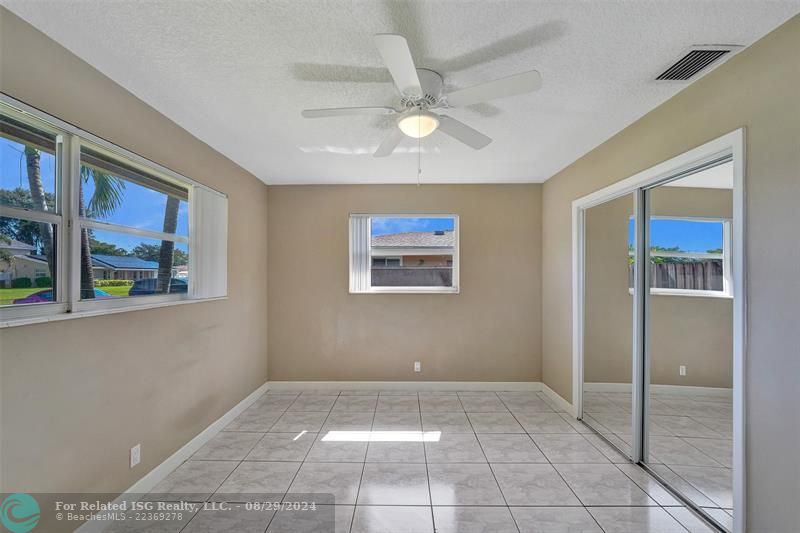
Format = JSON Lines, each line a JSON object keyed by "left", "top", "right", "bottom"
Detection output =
{"left": 627, "top": 288, "right": 732, "bottom": 299}
{"left": 0, "top": 296, "right": 227, "bottom": 329}
{"left": 353, "top": 286, "right": 460, "bottom": 295}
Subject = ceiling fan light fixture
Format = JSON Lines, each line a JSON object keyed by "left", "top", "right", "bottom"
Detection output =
{"left": 398, "top": 110, "right": 439, "bottom": 138}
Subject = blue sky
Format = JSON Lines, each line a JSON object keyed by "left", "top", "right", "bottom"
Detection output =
{"left": 371, "top": 217, "right": 455, "bottom": 236}
{"left": 628, "top": 218, "right": 723, "bottom": 252}
{"left": 2, "top": 136, "right": 188, "bottom": 252}
{"left": 1, "top": 137, "right": 57, "bottom": 197}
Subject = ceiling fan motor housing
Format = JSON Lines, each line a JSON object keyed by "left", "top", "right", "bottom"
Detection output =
{"left": 400, "top": 68, "right": 444, "bottom": 109}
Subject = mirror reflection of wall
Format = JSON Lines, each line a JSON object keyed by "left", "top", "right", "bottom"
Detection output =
{"left": 582, "top": 192, "right": 636, "bottom": 458}
{"left": 644, "top": 162, "right": 734, "bottom": 529}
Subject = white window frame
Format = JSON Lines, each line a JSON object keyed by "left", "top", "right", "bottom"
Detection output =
{"left": 71, "top": 138, "right": 192, "bottom": 313}
{"left": 627, "top": 215, "right": 733, "bottom": 298}
{"left": 349, "top": 214, "right": 460, "bottom": 294}
{"left": 0, "top": 94, "right": 227, "bottom": 327}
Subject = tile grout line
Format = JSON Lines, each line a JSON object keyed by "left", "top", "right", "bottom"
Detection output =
{"left": 499, "top": 392, "right": 610, "bottom": 533}
{"left": 418, "top": 392, "right": 436, "bottom": 533}
{"left": 347, "top": 392, "right": 378, "bottom": 533}
{"left": 176, "top": 391, "right": 299, "bottom": 533}
{"left": 580, "top": 410, "right": 708, "bottom": 532}
{"left": 268, "top": 391, "right": 337, "bottom": 531}
{"left": 470, "top": 391, "right": 522, "bottom": 533}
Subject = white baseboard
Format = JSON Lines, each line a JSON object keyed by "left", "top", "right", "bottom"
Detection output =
{"left": 584, "top": 382, "right": 732, "bottom": 398}
{"left": 266, "top": 380, "right": 542, "bottom": 392}
{"left": 541, "top": 383, "right": 577, "bottom": 417}
{"left": 77, "top": 381, "right": 269, "bottom": 533}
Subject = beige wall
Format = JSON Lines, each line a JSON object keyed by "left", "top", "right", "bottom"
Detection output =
{"left": 542, "top": 16, "right": 800, "bottom": 531}
{"left": 0, "top": 7, "right": 268, "bottom": 505}
{"left": 584, "top": 187, "right": 733, "bottom": 388}
{"left": 267, "top": 185, "right": 542, "bottom": 382}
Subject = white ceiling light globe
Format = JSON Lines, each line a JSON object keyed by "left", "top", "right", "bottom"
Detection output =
{"left": 398, "top": 110, "right": 440, "bottom": 138}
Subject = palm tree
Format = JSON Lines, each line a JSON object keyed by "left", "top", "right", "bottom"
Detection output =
{"left": 79, "top": 166, "right": 124, "bottom": 298}
{"left": 156, "top": 196, "right": 180, "bottom": 294}
{"left": 24, "top": 148, "right": 55, "bottom": 280}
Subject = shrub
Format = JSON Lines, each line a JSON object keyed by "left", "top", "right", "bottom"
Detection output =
{"left": 12, "top": 277, "right": 32, "bottom": 288}
{"left": 35, "top": 276, "right": 52, "bottom": 288}
{"left": 94, "top": 279, "right": 134, "bottom": 287}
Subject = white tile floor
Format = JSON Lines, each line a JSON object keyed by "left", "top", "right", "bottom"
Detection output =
{"left": 583, "top": 390, "right": 733, "bottom": 530}
{"left": 118, "top": 389, "right": 728, "bottom": 532}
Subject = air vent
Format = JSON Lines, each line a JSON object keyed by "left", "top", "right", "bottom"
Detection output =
{"left": 656, "top": 46, "right": 740, "bottom": 81}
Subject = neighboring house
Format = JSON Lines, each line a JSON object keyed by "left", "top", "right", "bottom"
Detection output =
{"left": 370, "top": 230, "right": 455, "bottom": 267}
{"left": 0, "top": 241, "right": 160, "bottom": 286}
{"left": 0, "top": 240, "right": 44, "bottom": 286}
{"left": 91, "top": 254, "right": 158, "bottom": 281}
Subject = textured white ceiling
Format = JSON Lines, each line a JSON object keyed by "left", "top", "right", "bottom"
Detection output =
{"left": 3, "top": 1, "right": 798, "bottom": 184}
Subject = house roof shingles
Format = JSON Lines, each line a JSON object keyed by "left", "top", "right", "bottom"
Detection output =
{"left": 371, "top": 230, "right": 454, "bottom": 248}
{"left": 90, "top": 254, "right": 158, "bottom": 270}
{"left": 0, "top": 239, "right": 36, "bottom": 251}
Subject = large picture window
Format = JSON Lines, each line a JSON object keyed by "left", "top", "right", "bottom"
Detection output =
{"left": 0, "top": 98, "right": 228, "bottom": 325}
{"left": 349, "top": 214, "right": 459, "bottom": 294}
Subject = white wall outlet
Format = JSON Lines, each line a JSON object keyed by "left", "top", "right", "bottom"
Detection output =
{"left": 130, "top": 444, "right": 141, "bottom": 468}
{"left": 679, "top": 365, "right": 687, "bottom": 377}
{"left": 414, "top": 361, "right": 421, "bottom": 373}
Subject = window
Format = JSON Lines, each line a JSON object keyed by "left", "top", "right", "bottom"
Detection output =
{"left": 349, "top": 215, "right": 459, "bottom": 293}
{"left": 628, "top": 217, "right": 732, "bottom": 297}
{"left": 1, "top": 116, "right": 62, "bottom": 309}
{"left": 372, "top": 257, "right": 401, "bottom": 267}
{"left": 0, "top": 97, "right": 228, "bottom": 325}
{"left": 79, "top": 148, "right": 189, "bottom": 301}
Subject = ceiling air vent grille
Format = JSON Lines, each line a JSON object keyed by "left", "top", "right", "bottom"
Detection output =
{"left": 656, "top": 48, "right": 732, "bottom": 81}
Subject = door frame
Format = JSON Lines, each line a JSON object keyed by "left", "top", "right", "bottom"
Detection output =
{"left": 571, "top": 129, "right": 746, "bottom": 533}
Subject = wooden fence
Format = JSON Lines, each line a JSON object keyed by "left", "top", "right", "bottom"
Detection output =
{"left": 628, "top": 259, "right": 723, "bottom": 291}
{"left": 371, "top": 266, "right": 452, "bottom": 287}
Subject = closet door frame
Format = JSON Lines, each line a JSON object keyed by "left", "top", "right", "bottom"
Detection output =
{"left": 572, "top": 129, "right": 746, "bottom": 533}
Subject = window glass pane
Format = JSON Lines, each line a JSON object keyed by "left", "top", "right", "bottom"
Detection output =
{"left": 628, "top": 218, "right": 725, "bottom": 291}
{"left": 80, "top": 151, "right": 188, "bottom": 236}
{"left": 0, "top": 217, "right": 57, "bottom": 306}
{"left": 80, "top": 229, "right": 188, "bottom": 300}
{"left": 370, "top": 217, "right": 455, "bottom": 287}
{"left": 1, "top": 119, "right": 57, "bottom": 212}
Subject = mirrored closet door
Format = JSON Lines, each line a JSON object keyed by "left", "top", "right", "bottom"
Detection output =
{"left": 642, "top": 162, "right": 735, "bottom": 531}
{"left": 581, "top": 191, "right": 637, "bottom": 458}
{"left": 578, "top": 151, "right": 740, "bottom": 533}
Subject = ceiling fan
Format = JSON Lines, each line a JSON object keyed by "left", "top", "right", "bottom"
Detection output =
{"left": 301, "top": 34, "right": 542, "bottom": 157}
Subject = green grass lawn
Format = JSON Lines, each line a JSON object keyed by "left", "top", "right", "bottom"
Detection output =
{"left": 101, "top": 286, "right": 132, "bottom": 297}
{"left": 0, "top": 287, "right": 47, "bottom": 305}
{"left": 0, "top": 284, "right": 133, "bottom": 304}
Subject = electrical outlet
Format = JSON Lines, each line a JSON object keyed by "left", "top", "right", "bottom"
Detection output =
{"left": 414, "top": 361, "right": 421, "bottom": 373}
{"left": 130, "top": 444, "right": 141, "bottom": 468}
{"left": 679, "top": 365, "right": 687, "bottom": 377}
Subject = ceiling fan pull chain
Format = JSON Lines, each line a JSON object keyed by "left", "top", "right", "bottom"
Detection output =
{"left": 417, "top": 109, "right": 422, "bottom": 186}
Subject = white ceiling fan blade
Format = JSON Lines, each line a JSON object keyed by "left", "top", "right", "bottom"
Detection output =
{"left": 374, "top": 34, "right": 423, "bottom": 97}
{"left": 373, "top": 128, "right": 405, "bottom": 158}
{"left": 437, "top": 115, "right": 492, "bottom": 150}
{"left": 302, "top": 107, "right": 397, "bottom": 118}
{"left": 446, "top": 70, "right": 542, "bottom": 107}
